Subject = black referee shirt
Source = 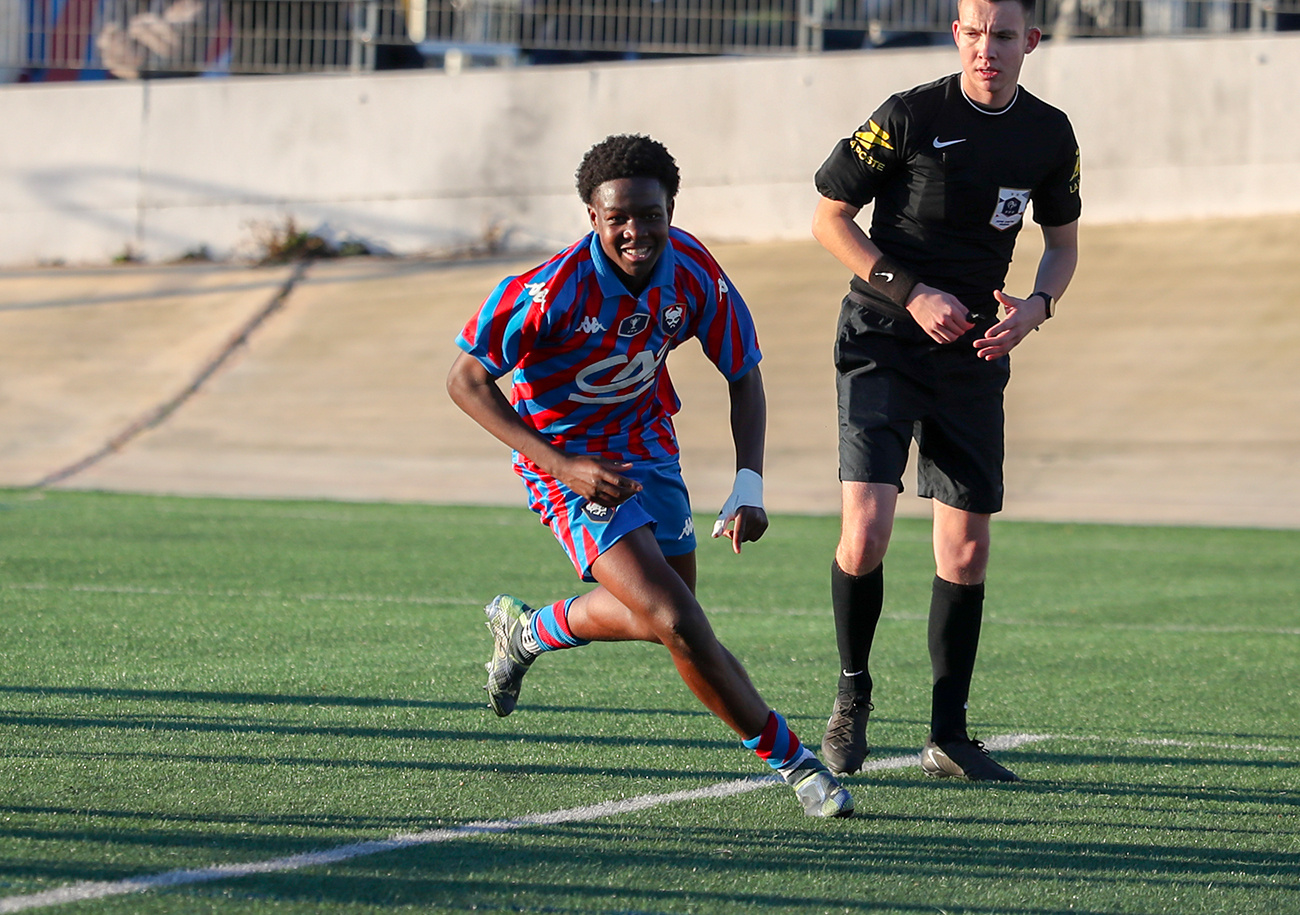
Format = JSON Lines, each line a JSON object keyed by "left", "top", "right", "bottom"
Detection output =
{"left": 816, "top": 73, "right": 1081, "bottom": 314}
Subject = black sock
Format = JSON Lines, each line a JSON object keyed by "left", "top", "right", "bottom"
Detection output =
{"left": 928, "top": 575, "right": 984, "bottom": 742}
{"left": 831, "top": 560, "right": 884, "bottom": 696}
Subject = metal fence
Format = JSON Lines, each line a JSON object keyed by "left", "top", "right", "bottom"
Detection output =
{"left": 4, "top": 0, "right": 1297, "bottom": 80}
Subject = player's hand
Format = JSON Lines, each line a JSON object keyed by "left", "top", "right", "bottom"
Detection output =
{"left": 972, "top": 290, "right": 1044, "bottom": 360}
{"left": 557, "top": 455, "right": 642, "bottom": 507}
{"left": 907, "top": 284, "right": 974, "bottom": 344}
{"left": 712, "top": 469, "right": 767, "bottom": 554}
{"left": 716, "top": 505, "right": 769, "bottom": 554}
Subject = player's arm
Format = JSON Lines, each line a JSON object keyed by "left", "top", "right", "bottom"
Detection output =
{"left": 446, "top": 352, "right": 642, "bottom": 507}
{"left": 811, "top": 197, "right": 973, "bottom": 344}
{"left": 974, "top": 219, "right": 1079, "bottom": 361}
{"left": 712, "top": 364, "right": 768, "bottom": 554}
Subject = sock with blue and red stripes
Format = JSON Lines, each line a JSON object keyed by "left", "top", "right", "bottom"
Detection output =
{"left": 519, "top": 597, "right": 590, "bottom": 659}
{"left": 742, "top": 711, "right": 820, "bottom": 785}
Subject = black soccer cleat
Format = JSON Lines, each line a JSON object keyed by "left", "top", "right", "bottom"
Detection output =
{"left": 921, "top": 737, "right": 1021, "bottom": 782}
{"left": 820, "top": 690, "right": 873, "bottom": 776}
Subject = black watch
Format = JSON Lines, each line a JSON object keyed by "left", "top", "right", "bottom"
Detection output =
{"left": 1032, "top": 291, "right": 1054, "bottom": 320}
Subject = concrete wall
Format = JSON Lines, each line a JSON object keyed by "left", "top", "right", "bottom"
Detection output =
{"left": 2, "top": 34, "right": 1299, "bottom": 266}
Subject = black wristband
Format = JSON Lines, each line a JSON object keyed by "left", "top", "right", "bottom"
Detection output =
{"left": 1032, "top": 291, "right": 1054, "bottom": 319}
{"left": 867, "top": 256, "right": 919, "bottom": 309}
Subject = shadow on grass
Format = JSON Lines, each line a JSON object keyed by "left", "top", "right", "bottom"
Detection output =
{"left": 165, "top": 817, "right": 1300, "bottom": 913}
{"left": 0, "top": 683, "right": 712, "bottom": 717}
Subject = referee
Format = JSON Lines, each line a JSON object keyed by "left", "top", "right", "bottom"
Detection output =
{"left": 812, "top": 0, "right": 1080, "bottom": 781}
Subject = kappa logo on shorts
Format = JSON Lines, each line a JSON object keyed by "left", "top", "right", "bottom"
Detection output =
{"left": 582, "top": 501, "right": 614, "bottom": 523}
{"left": 618, "top": 313, "right": 651, "bottom": 337}
{"left": 660, "top": 302, "right": 685, "bottom": 337}
{"left": 678, "top": 516, "right": 694, "bottom": 540}
{"left": 989, "top": 188, "right": 1031, "bottom": 231}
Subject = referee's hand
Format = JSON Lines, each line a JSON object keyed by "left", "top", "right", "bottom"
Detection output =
{"left": 907, "top": 284, "right": 974, "bottom": 344}
{"left": 973, "top": 290, "right": 1043, "bottom": 360}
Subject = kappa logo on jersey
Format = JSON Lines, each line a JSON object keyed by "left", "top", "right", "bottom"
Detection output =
{"left": 718, "top": 277, "right": 729, "bottom": 297}
{"left": 678, "top": 516, "right": 695, "bottom": 540}
{"left": 618, "top": 313, "right": 651, "bottom": 337}
{"left": 989, "top": 188, "right": 1032, "bottom": 231}
{"left": 523, "top": 282, "right": 548, "bottom": 306}
{"left": 582, "top": 501, "right": 614, "bottom": 523}
{"left": 578, "top": 315, "right": 607, "bottom": 334}
{"left": 660, "top": 302, "right": 685, "bottom": 337}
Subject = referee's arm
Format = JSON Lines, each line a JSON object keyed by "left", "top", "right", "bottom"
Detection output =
{"left": 976, "top": 219, "right": 1080, "bottom": 360}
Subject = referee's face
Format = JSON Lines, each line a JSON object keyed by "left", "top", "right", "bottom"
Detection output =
{"left": 953, "top": 0, "right": 1041, "bottom": 109}
{"left": 587, "top": 177, "right": 673, "bottom": 295}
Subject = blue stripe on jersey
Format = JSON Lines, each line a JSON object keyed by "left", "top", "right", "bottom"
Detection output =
{"left": 456, "top": 228, "right": 761, "bottom": 463}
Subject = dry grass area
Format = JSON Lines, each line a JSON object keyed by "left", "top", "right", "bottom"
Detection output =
{"left": 2, "top": 214, "right": 1297, "bottom": 528}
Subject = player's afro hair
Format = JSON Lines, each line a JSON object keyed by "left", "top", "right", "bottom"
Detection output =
{"left": 576, "top": 134, "right": 681, "bottom": 205}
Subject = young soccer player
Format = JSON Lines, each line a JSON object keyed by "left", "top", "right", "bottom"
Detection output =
{"left": 447, "top": 134, "right": 853, "bottom": 818}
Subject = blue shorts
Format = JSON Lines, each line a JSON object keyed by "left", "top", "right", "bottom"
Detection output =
{"left": 516, "top": 458, "right": 696, "bottom": 582}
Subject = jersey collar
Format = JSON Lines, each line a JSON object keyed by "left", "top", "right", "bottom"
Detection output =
{"left": 588, "top": 231, "right": 676, "bottom": 300}
{"left": 960, "top": 81, "right": 1020, "bottom": 116}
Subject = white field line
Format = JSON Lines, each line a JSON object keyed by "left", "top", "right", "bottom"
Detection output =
{"left": 0, "top": 734, "right": 1050, "bottom": 913}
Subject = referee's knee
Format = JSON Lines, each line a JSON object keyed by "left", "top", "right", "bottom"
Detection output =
{"left": 836, "top": 536, "right": 888, "bottom": 577}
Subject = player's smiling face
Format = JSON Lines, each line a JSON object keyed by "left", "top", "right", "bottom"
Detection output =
{"left": 587, "top": 177, "right": 673, "bottom": 295}
{"left": 953, "top": 0, "right": 1040, "bottom": 109}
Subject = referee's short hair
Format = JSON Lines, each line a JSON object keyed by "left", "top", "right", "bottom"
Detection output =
{"left": 959, "top": 0, "right": 1038, "bottom": 22}
{"left": 576, "top": 135, "right": 681, "bottom": 205}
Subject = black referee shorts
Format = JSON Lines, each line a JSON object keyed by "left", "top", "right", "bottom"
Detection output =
{"left": 834, "top": 298, "right": 1010, "bottom": 514}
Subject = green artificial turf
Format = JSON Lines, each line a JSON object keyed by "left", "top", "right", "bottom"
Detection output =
{"left": 0, "top": 489, "right": 1296, "bottom": 914}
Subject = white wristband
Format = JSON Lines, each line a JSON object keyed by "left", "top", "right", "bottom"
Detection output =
{"left": 711, "top": 468, "right": 764, "bottom": 538}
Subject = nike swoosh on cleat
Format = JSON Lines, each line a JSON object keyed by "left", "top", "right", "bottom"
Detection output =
{"left": 933, "top": 137, "right": 967, "bottom": 148}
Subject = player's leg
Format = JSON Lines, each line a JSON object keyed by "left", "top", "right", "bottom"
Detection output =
{"left": 821, "top": 481, "right": 895, "bottom": 774}
{"left": 582, "top": 526, "right": 853, "bottom": 817}
{"left": 915, "top": 346, "right": 1018, "bottom": 781}
{"left": 823, "top": 307, "right": 919, "bottom": 774}
{"left": 927, "top": 502, "right": 991, "bottom": 744}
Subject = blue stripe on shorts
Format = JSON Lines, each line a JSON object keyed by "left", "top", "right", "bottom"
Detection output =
{"left": 517, "top": 458, "right": 697, "bottom": 582}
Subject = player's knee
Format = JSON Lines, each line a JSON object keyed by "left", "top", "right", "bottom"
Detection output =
{"left": 652, "top": 601, "right": 712, "bottom": 653}
{"left": 836, "top": 531, "right": 889, "bottom": 576}
{"left": 939, "top": 539, "right": 989, "bottom": 584}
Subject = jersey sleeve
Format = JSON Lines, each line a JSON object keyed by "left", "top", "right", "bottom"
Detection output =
{"left": 455, "top": 275, "right": 547, "bottom": 379}
{"left": 693, "top": 264, "right": 762, "bottom": 383}
{"left": 814, "top": 94, "right": 910, "bottom": 208}
{"left": 1031, "top": 120, "right": 1082, "bottom": 227}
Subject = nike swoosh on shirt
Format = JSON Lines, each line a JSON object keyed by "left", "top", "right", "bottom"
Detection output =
{"left": 932, "top": 137, "right": 967, "bottom": 148}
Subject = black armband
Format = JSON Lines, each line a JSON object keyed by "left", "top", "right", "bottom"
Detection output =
{"left": 866, "top": 256, "right": 919, "bottom": 309}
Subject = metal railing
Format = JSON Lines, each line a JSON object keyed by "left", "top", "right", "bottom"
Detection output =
{"left": 3, "top": 0, "right": 1296, "bottom": 80}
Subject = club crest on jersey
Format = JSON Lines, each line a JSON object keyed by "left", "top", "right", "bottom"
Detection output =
{"left": 618, "top": 313, "right": 651, "bottom": 337}
{"left": 990, "top": 188, "right": 1031, "bottom": 231}
{"left": 660, "top": 302, "right": 685, "bottom": 337}
{"left": 582, "top": 501, "right": 614, "bottom": 523}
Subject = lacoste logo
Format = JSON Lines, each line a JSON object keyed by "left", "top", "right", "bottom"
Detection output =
{"left": 932, "top": 137, "right": 967, "bottom": 149}
{"left": 874, "top": 271, "right": 895, "bottom": 283}
{"left": 578, "top": 316, "right": 607, "bottom": 334}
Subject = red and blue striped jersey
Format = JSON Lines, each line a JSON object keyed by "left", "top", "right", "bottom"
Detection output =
{"left": 456, "top": 228, "right": 761, "bottom": 463}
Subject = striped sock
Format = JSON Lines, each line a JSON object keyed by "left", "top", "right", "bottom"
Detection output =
{"left": 742, "top": 711, "right": 818, "bottom": 784}
{"left": 521, "top": 597, "right": 590, "bottom": 655}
